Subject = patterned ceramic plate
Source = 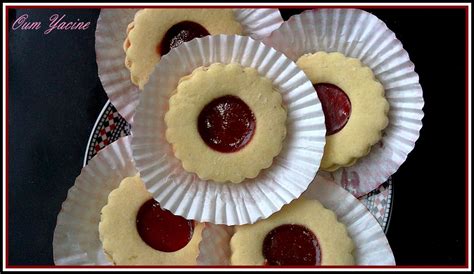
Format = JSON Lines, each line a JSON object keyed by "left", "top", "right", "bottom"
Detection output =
{"left": 84, "top": 101, "right": 394, "bottom": 232}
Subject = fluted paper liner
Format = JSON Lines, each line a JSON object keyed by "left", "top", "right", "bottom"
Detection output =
{"left": 197, "top": 175, "right": 395, "bottom": 265}
{"left": 264, "top": 9, "right": 424, "bottom": 197}
{"left": 96, "top": 8, "right": 284, "bottom": 123}
{"left": 132, "top": 35, "right": 326, "bottom": 225}
{"left": 53, "top": 136, "right": 137, "bottom": 265}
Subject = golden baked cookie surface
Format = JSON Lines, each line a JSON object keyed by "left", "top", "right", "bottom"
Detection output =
{"left": 98, "top": 175, "right": 203, "bottom": 265}
{"left": 297, "top": 52, "right": 389, "bottom": 171}
{"left": 125, "top": 9, "right": 243, "bottom": 89}
{"left": 165, "top": 63, "right": 287, "bottom": 183}
{"left": 230, "top": 198, "right": 354, "bottom": 265}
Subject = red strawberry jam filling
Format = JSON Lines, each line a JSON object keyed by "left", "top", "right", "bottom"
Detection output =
{"left": 314, "top": 83, "right": 351, "bottom": 136}
{"left": 158, "top": 21, "right": 210, "bottom": 56}
{"left": 136, "top": 199, "right": 195, "bottom": 252}
{"left": 263, "top": 224, "right": 321, "bottom": 266}
{"left": 198, "top": 95, "right": 256, "bottom": 153}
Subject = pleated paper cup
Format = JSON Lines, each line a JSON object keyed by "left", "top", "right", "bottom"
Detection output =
{"left": 52, "top": 136, "right": 137, "bottom": 265}
{"left": 197, "top": 175, "right": 395, "bottom": 266}
{"left": 95, "top": 8, "right": 284, "bottom": 123}
{"left": 264, "top": 9, "right": 424, "bottom": 197}
{"left": 132, "top": 34, "right": 326, "bottom": 226}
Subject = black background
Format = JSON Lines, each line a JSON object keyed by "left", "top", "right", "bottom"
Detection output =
{"left": 7, "top": 8, "right": 468, "bottom": 266}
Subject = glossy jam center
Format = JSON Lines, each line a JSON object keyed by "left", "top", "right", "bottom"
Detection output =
{"left": 136, "top": 199, "right": 195, "bottom": 252}
{"left": 314, "top": 83, "right": 351, "bottom": 136}
{"left": 159, "top": 21, "right": 210, "bottom": 56}
{"left": 262, "top": 224, "right": 321, "bottom": 266}
{"left": 198, "top": 95, "right": 256, "bottom": 153}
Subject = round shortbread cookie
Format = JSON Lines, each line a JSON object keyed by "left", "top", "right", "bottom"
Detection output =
{"left": 165, "top": 63, "right": 287, "bottom": 183}
{"left": 98, "top": 175, "right": 203, "bottom": 265}
{"left": 296, "top": 52, "right": 389, "bottom": 171}
{"left": 230, "top": 198, "right": 354, "bottom": 265}
{"left": 125, "top": 9, "right": 243, "bottom": 89}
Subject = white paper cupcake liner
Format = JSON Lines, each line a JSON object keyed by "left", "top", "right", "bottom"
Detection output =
{"left": 132, "top": 34, "right": 326, "bottom": 225}
{"left": 53, "top": 136, "right": 137, "bottom": 265}
{"left": 95, "top": 9, "right": 141, "bottom": 124}
{"left": 264, "top": 9, "right": 424, "bottom": 197}
{"left": 197, "top": 175, "right": 395, "bottom": 266}
{"left": 233, "top": 8, "right": 284, "bottom": 40}
{"left": 96, "top": 8, "right": 284, "bottom": 123}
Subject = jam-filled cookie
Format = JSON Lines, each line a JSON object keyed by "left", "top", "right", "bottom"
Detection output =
{"left": 98, "top": 175, "right": 203, "bottom": 265}
{"left": 297, "top": 52, "right": 389, "bottom": 171}
{"left": 165, "top": 63, "right": 287, "bottom": 183}
{"left": 230, "top": 198, "right": 354, "bottom": 265}
{"left": 124, "top": 9, "right": 243, "bottom": 89}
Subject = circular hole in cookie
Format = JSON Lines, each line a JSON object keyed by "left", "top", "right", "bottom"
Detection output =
{"left": 314, "top": 83, "right": 352, "bottom": 136}
{"left": 198, "top": 95, "right": 256, "bottom": 153}
{"left": 136, "top": 199, "right": 195, "bottom": 252}
{"left": 262, "top": 224, "right": 321, "bottom": 266}
{"left": 158, "top": 21, "right": 210, "bottom": 56}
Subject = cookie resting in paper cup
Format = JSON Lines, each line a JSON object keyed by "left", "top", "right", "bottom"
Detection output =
{"left": 131, "top": 35, "right": 326, "bottom": 225}
{"left": 99, "top": 175, "right": 203, "bottom": 265}
{"left": 125, "top": 9, "right": 242, "bottom": 89}
{"left": 53, "top": 137, "right": 137, "bottom": 265}
{"left": 231, "top": 198, "right": 355, "bottom": 266}
{"left": 96, "top": 8, "right": 283, "bottom": 123}
{"left": 264, "top": 8, "right": 424, "bottom": 196}
{"left": 196, "top": 175, "right": 395, "bottom": 266}
{"left": 297, "top": 52, "right": 389, "bottom": 172}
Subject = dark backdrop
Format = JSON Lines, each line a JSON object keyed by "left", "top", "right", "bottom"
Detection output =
{"left": 7, "top": 8, "right": 467, "bottom": 266}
